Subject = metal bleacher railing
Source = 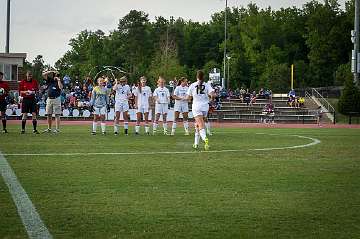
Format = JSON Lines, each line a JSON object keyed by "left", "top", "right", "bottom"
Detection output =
{"left": 305, "top": 88, "right": 336, "bottom": 124}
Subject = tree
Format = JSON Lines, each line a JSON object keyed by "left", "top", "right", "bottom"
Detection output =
{"left": 338, "top": 78, "right": 360, "bottom": 115}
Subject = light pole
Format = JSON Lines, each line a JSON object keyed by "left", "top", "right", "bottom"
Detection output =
{"left": 5, "top": 0, "right": 11, "bottom": 53}
{"left": 226, "top": 55, "right": 231, "bottom": 89}
{"left": 354, "top": 0, "right": 360, "bottom": 87}
{"left": 223, "top": 0, "right": 228, "bottom": 89}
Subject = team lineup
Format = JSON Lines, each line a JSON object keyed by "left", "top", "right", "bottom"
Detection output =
{"left": 92, "top": 70, "right": 215, "bottom": 150}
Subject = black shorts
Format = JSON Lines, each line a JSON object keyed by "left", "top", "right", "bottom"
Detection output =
{"left": 0, "top": 100, "right": 7, "bottom": 112}
{"left": 21, "top": 98, "right": 37, "bottom": 114}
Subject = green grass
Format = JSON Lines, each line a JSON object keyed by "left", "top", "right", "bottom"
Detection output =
{"left": 0, "top": 125, "right": 359, "bottom": 238}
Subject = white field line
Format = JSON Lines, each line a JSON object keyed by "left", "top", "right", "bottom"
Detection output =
{"left": 0, "top": 152, "right": 52, "bottom": 239}
{"left": 3, "top": 135, "right": 321, "bottom": 156}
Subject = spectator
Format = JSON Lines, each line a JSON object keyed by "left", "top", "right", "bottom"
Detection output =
{"left": 288, "top": 88, "right": 296, "bottom": 98}
{"left": 43, "top": 71, "right": 63, "bottom": 133}
{"left": 258, "top": 88, "right": 265, "bottom": 99}
{"left": 243, "top": 89, "right": 251, "bottom": 106}
{"left": 316, "top": 106, "right": 324, "bottom": 127}
{"left": 250, "top": 90, "right": 257, "bottom": 106}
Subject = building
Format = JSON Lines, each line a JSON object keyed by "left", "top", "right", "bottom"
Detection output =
{"left": 0, "top": 53, "right": 27, "bottom": 91}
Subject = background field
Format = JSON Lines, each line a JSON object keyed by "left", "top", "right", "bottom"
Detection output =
{"left": 0, "top": 125, "right": 359, "bottom": 238}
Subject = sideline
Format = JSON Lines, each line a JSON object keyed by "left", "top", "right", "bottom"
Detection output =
{"left": 0, "top": 152, "right": 52, "bottom": 239}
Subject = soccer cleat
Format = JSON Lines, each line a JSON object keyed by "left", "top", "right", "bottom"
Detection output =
{"left": 184, "top": 131, "right": 190, "bottom": 136}
{"left": 2, "top": 129, "right": 8, "bottom": 134}
{"left": 204, "top": 138, "right": 210, "bottom": 151}
{"left": 91, "top": 131, "right": 96, "bottom": 135}
{"left": 53, "top": 129, "right": 60, "bottom": 134}
{"left": 33, "top": 130, "right": 40, "bottom": 134}
{"left": 114, "top": 132, "right": 119, "bottom": 136}
{"left": 135, "top": 132, "right": 139, "bottom": 135}
{"left": 207, "top": 131, "right": 213, "bottom": 136}
{"left": 124, "top": 129, "right": 128, "bottom": 135}
{"left": 42, "top": 128, "right": 51, "bottom": 133}
{"left": 192, "top": 144, "right": 199, "bottom": 149}
{"left": 102, "top": 132, "right": 106, "bottom": 135}
{"left": 21, "top": 130, "right": 25, "bottom": 134}
{"left": 170, "top": 131, "right": 175, "bottom": 136}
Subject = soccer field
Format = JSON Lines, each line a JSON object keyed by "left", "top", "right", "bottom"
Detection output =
{"left": 0, "top": 125, "right": 359, "bottom": 238}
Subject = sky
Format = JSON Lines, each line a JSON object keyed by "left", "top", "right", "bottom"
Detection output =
{"left": 0, "top": 0, "right": 347, "bottom": 66}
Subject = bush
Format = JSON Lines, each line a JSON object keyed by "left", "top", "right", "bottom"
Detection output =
{"left": 338, "top": 78, "right": 360, "bottom": 115}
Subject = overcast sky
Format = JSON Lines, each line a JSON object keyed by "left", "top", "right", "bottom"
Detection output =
{"left": 0, "top": 0, "right": 347, "bottom": 66}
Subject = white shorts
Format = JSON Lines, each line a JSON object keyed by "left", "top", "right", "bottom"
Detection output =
{"left": 115, "top": 101, "right": 129, "bottom": 112}
{"left": 137, "top": 105, "right": 149, "bottom": 114}
{"left": 174, "top": 102, "right": 189, "bottom": 113}
{"left": 94, "top": 106, "right": 107, "bottom": 115}
{"left": 155, "top": 103, "right": 168, "bottom": 115}
{"left": 192, "top": 105, "right": 209, "bottom": 118}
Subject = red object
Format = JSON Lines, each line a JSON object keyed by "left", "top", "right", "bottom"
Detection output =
{"left": 19, "top": 79, "right": 39, "bottom": 99}
{"left": 0, "top": 81, "right": 10, "bottom": 100}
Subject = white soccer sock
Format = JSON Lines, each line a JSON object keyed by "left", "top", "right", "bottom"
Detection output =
{"left": 172, "top": 122, "right": 177, "bottom": 130}
{"left": 194, "top": 130, "right": 200, "bottom": 145}
{"left": 101, "top": 122, "right": 106, "bottom": 133}
{"left": 92, "top": 121, "right": 97, "bottom": 132}
{"left": 205, "top": 122, "right": 211, "bottom": 134}
{"left": 163, "top": 123, "right": 168, "bottom": 132}
{"left": 153, "top": 122, "right": 158, "bottom": 132}
{"left": 124, "top": 122, "right": 129, "bottom": 130}
{"left": 135, "top": 125, "right": 140, "bottom": 133}
{"left": 184, "top": 121, "right": 189, "bottom": 132}
{"left": 145, "top": 125, "right": 150, "bottom": 133}
{"left": 114, "top": 124, "right": 119, "bottom": 133}
{"left": 199, "top": 128, "right": 207, "bottom": 141}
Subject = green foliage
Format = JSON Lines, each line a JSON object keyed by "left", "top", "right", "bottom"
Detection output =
{"left": 338, "top": 78, "right": 360, "bottom": 115}
{"left": 335, "top": 63, "right": 352, "bottom": 86}
{"left": 50, "top": 0, "right": 352, "bottom": 91}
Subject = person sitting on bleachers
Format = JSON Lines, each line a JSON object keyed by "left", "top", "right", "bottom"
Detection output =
{"left": 298, "top": 97, "right": 305, "bottom": 107}
{"left": 250, "top": 91, "right": 257, "bottom": 106}
{"left": 288, "top": 95, "right": 295, "bottom": 107}
{"left": 243, "top": 89, "right": 251, "bottom": 106}
{"left": 258, "top": 88, "right": 265, "bottom": 99}
{"left": 288, "top": 88, "right": 296, "bottom": 98}
{"left": 264, "top": 89, "right": 272, "bottom": 100}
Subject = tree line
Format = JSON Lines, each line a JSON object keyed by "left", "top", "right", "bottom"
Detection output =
{"left": 27, "top": 0, "right": 355, "bottom": 93}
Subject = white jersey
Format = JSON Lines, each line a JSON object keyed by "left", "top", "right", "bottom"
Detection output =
{"left": 174, "top": 85, "right": 189, "bottom": 104}
{"left": 133, "top": 86, "right": 152, "bottom": 107}
{"left": 114, "top": 84, "right": 131, "bottom": 102}
{"left": 187, "top": 81, "right": 214, "bottom": 110}
{"left": 153, "top": 87, "right": 170, "bottom": 104}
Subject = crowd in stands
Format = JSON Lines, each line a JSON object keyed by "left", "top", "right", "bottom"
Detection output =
{"left": 287, "top": 89, "right": 305, "bottom": 108}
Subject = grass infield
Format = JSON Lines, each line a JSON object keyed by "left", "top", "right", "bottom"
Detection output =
{"left": 0, "top": 125, "right": 359, "bottom": 238}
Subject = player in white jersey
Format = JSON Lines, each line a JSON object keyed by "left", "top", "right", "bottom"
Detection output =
{"left": 113, "top": 76, "right": 132, "bottom": 135}
{"left": 152, "top": 77, "right": 171, "bottom": 135}
{"left": 133, "top": 76, "right": 152, "bottom": 135}
{"left": 171, "top": 77, "right": 190, "bottom": 136}
{"left": 186, "top": 70, "right": 215, "bottom": 150}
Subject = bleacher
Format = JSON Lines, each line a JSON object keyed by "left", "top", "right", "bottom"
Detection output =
{"left": 208, "top": 94, "right": 318, "bottom": 124}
